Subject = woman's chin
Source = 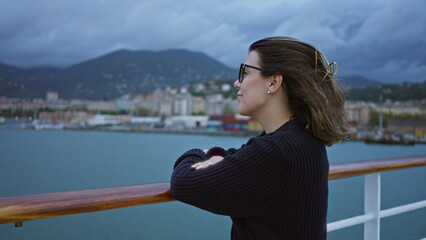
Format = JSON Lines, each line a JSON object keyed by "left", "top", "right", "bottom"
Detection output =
{"left": 238, "top": 107, "right": 250, "bottom": 116}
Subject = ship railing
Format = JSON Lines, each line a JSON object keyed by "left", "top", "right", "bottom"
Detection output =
{"left": 1, "top": 155, "right": 425, "bottom": 240}
{"left": 326, "top": 155, "right": 426, "bottom": 240}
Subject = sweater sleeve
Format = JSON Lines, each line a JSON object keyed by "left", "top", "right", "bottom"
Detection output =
{"left": 170, "top": 135, "right": 285, "bottom": 218}
{"left": 205, "top": 146, "right": 228, "bottom": 159}
{"left": 173, "top": 148, "right": 206, "bottom": 169}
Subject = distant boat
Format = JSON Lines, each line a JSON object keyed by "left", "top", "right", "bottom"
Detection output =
{"left": 30, "top": 119, "right": 65, "bottom": 130}
{"left": 0, "top": 117, "right": 5, "bottom": 124}
{"left": 34, "top": 123, "right": 65, "bottom": 130}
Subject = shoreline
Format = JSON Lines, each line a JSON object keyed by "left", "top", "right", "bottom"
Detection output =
{"left": 70, "top": 126, "right": 261, "bottom": 137}
{"left": 1, "top": 121, "right": 425, "bottom": 144}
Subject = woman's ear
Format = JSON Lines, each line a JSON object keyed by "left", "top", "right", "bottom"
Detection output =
{"left": 268, "top": 75, "right": 283, "bottom": 94}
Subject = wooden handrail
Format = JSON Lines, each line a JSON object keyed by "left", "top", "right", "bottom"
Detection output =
{"left": 1, "top": 155, "right": 425, "bottom": 225}
{"left": 328, "top": 154, "right": 426, "bottom": 180}
{"left": 0, "top": 182, "right": 173, "bottom": 225}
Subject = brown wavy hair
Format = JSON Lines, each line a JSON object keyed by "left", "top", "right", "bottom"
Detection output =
{"left": 249, "top": 36, "right": 348, "bottom": 146}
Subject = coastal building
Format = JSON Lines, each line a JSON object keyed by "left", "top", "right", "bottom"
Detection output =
{"left": 226, "top": 98, "right": 239, "bottom": 114}
{"left": 86, "top": 100, "right": 117, "bottom": 112}
{"left": 152, "top": 89, "right": 163, "bottom": 113}
{"left": 86, "top": 114, "right": 131, "bottom": 126}
{"left": 205, "top": 94, "right": 225, "bottom": 115}
{"left": 131, "top": 116, "right": 161, "bottom": 125}
{"left": 203, "top": 94, "right": 238, "bottom": 115}
{"left": 387, "top": 119, "right": 426, "bottom": 139}
{"left": 159, "top": 99, "right": 173, "bottom": 116}
{"left": 191, "top": 96, "right": 205, "bottom": 115}
{"left": 38, "top": 111, "right": 95, "bottom": 125}
{"left": 46, "top": 91, "right": 59, "bottom": 102}
{"left": 193, "top": 83, "right": 206, "bottom": 93}
{"left": 152, "top": 89, "right": 175, "bottom": 116}
{"left": 221, "top": 84, "right": 231, "bottom": 92}
{"left": 117, "top": 94, "right": 134, "bottom": 113}
{"left": 133, "top": 94, "right": 157, "bottom": 115}
{"left": 20, "top": 101, "right": 44, "bottom": 111}
{"left": 372, "top": 101, "right": 426, "bottom": 115}
{"left": 69, "top": 99, "right": 88, "bottom": 110}
{"left": 164, "top": 115, "right": 208, "bottom": 130}
{"left": 344, "top": 101, "right": 370, "bottom": 127}
{"left": 45, "top": 98, "right": 69, "bottom": 110}
{"left": 173, "top": 93, "right": 192, "bottom": 116}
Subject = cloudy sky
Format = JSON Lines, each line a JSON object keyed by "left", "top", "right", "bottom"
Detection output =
{"left": 1, "top": 0, "right": 425, "bottom": 83}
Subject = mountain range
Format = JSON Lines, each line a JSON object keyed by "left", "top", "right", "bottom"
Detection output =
{"left": 0, "top": 49, "right": 381, "bottom": 100}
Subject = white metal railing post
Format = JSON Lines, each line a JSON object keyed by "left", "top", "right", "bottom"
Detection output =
{"left": 364, "top": 172, "right": 381, "bottom": 240}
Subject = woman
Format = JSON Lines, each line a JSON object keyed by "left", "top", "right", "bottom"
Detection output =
{"left": 171, "top": 36, "right": 348, "bottom": 240}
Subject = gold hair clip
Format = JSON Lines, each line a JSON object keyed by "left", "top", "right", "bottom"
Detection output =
{"left": 315, "top": 50, "right": 338, "bottom": 80}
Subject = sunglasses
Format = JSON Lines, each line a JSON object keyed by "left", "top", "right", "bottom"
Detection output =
{"left": 238, "top": 63, "right": 264, "bottom": 83}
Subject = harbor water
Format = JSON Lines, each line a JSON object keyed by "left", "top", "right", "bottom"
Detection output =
{"left": 0, "top": 128, "right": 425, "bottom": 239}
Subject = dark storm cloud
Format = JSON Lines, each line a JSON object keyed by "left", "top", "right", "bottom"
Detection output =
{"left": 271, "top": 0, "right": 426, "bottom": 82}
{"left": 0, "top": 0, "right": 425, "bottom": 83}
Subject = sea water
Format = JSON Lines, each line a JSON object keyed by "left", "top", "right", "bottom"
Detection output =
{"left": 0, "top": 129, "right": 425, "bottom": 240}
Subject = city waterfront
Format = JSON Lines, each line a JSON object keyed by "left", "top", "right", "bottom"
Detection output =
{"left": 0, "top": 128, "right": 425, "bottom": 239}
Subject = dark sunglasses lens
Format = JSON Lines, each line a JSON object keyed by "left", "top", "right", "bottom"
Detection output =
{"left": 239, "top": 64, "right": 244, "bottom": 82}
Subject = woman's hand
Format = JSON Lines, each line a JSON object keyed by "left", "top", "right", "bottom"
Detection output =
{"left": 191, "top": 156, "right": 224, "bottom": 170}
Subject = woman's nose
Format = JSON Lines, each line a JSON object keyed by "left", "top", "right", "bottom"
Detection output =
{"left": 234, "top": 79, "right": 241, "bottom": 89}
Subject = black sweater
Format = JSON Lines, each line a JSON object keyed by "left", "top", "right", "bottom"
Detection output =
{"left": 171, "top": 119, "right": 329, "bottom": 240}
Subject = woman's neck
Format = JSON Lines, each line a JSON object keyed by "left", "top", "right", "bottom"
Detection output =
{"left": 258, "top": 113, "right": 292, "bottom": 134}
{"left": 255, "top": 100, "right": 293, "bottom": 134}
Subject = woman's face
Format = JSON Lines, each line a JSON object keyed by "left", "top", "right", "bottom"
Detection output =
{"left": 234, "top": 51, "right": 270, "bottom": 117}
